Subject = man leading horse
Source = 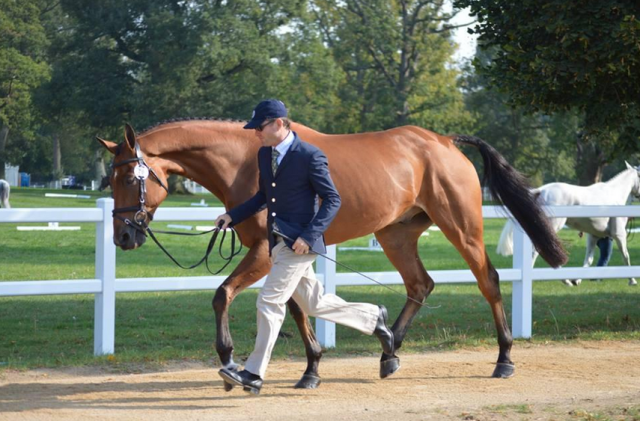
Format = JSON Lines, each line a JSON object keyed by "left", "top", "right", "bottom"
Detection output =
{"left": 215, "top": 99, "right": 397, "bottom": 395}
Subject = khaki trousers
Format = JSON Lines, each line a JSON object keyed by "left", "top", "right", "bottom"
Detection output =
{"left": 244, "top": 238, "right": 379, "bottom": 378}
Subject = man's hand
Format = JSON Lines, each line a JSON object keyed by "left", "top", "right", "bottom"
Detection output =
{"left": 215, "top": 214, "right": 232, "bottom": 230}
{"left": 292, "top": 237, "right": 310, "bottom": 255}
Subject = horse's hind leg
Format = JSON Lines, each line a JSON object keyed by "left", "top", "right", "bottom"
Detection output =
{"left": 286, "top": 299, "right": 323, "bottom": 388}
{"left": 374, "top": 212, "right": 435, "bottom": 376}
{"left": 425, "top": 203, "right": 514, "bottom": 378}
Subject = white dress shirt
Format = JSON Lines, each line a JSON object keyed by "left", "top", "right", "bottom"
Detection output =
{"left": 273, "top": 130, "right": 295, "bottom": 165}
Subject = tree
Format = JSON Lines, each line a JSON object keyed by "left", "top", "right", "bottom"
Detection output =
{"left": 0, "top": 0, "right": 50, "bottom": 179}
{"left": 461, "top": 48, "right": 579, "bottom": 185}
{"left": 455, "top": 0, "right": 640, "bottom": 183}
{"left": 311, "top": 0, "right": 474, "bottom": 132}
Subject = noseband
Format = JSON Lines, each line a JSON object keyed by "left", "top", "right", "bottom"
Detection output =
{"left": 111, "top": 143, "right": 169, "bottom": 232}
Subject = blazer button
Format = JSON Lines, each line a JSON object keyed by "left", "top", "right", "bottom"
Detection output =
{"left": 271, "top": 212, "right": 276, "bottom": 217}
{"left": 271, "top": 198, "right": 276, "bottom": 202}
{"left": 272, "top": 182, "right": 276, "bottom": 187}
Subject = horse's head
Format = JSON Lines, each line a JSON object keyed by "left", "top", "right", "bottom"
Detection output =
{"left": 625, "top": 161, "right": 640, "bottom": 199}
{"left": 96, "top": 124, "right": 170, "bottom": 250}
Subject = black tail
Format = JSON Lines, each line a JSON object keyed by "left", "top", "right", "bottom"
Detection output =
{"left": 455, "top": 135, "right": 568, "bottom": 268}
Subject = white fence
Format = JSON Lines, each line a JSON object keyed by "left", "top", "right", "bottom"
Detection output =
{"left": 1, "top": 198, "right": 640, "bottom": 354}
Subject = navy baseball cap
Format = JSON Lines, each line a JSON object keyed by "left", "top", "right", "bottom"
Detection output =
{"left": 243, "top": 99, "right": 288, "bottom": 129}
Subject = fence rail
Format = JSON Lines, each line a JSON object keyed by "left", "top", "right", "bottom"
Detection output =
{"left": 2, "top": 199, "right": 640, "bottom": 353}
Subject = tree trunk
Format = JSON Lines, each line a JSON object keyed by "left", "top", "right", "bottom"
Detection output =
{"left": 94, "top": 149, "right": 107, "bottom": 180}
{"left": 52, "top": 134, "right": 62, "bottom": 180}
{"left": 0, "top": 125, "right": 9, "bottom": 180}
{"left": 575, "top": 132, "right": 607, "bottom": 185}
{"left": 395, "top": 89, "right": 410, "bottom": 127}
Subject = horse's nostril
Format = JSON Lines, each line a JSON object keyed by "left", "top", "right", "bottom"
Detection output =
{"left": 122, "top": 232, "right": 131, "bottom": 244}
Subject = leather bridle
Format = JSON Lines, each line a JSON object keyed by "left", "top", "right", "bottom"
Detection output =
{"left": 111, "top": 143, "right": 169, "bottom": 231}
{"left": 111, "top": 143, "right": 242, "bottom": 274}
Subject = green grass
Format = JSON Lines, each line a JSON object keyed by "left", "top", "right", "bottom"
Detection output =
{"left": 566, "top": 406, "right": 640, "bottom": 420}
{"left": 1, "top": 187, "right": 639, "bottom": 370}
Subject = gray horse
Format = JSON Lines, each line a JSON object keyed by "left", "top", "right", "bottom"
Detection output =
{"left": 0, "top": 179, "right": 10, "bottom": 209}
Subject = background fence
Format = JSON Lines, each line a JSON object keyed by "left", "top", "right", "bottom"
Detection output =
{"left": 1, "top": 198, "right": 640, "bottom": 354}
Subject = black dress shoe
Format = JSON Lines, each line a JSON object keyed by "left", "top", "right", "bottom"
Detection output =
{"left": 219, "top": 368, "right": 263, "bottom": 395}
{"left": 373, "top": 305, "right": 394, "bottom": 356}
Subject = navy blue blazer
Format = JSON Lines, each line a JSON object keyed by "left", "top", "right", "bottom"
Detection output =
{"left": 227, "top": 132, "right": 341, "bottom": 254}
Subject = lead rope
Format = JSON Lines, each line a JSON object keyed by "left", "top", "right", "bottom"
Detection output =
{"left": 145, "top": 224, "right": 243, "bottom": 275}
{"left": 117, "top": 215, "right": 243, "bottom": 275}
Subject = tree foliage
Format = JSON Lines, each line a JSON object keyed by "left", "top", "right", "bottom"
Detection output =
{"left": 311, "top": 0, "right": 473, "bottom": 132}
{"left": 3, "top": 0, "right": 564, "bottom": 186}
{"left": 455, "top": 0, "right": 640, "bottom": 181}
{"left": 461, "top": 49, "right": 579, "bottom": 185}
{"left": 0, "top": 0, "right": 50, "bottom": 178}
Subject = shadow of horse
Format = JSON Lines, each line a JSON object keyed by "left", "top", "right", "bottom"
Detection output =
{"left": 0, "top": 378, "right": 311, "bottom": 412}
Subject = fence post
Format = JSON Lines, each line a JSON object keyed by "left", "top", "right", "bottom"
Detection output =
{"left": 315, "top": 244, "right": 336, "bottom": 348}
{"left": 94, "top": 198, "right": 116, "bottom": 355}
{"left": 511, "top": 222, "right": 533, "bottom": 338}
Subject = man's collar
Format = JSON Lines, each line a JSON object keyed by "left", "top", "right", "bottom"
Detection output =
{"left": 273, "top": 130, "right": 295, "bottom": 156}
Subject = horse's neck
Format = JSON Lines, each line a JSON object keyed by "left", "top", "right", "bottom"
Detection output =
{"left": 141, "top": 123, "right": 257, "bottom": 208}
{"left": 600, "top": 169, "right": 637, "bottom": 203}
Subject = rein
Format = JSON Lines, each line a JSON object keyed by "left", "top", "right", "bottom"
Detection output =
{"left": 112, "top": 144, "right": 243, "bottom": 275}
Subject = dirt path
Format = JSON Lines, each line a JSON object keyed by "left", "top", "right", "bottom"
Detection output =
{"left": 1, "top": 341, "right": 639, "bottom": 421}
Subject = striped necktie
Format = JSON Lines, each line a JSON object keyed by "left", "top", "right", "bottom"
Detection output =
{"left": 271, "top": 149, "right": 280, "bottom": 176}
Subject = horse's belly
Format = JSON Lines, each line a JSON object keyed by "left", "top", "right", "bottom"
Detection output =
{"left": 567, "top": 217, "right": 609, "bottom": 236}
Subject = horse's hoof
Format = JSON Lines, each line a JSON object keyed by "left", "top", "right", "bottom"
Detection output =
{"left": 572, "top": 279, "right": 582, "bottom": 286}
{"left": 380, "top": 355, "right": 401, "bottom": 379}
{"left": 491, "top": 362, "right": 515, "bottom": 378}
{"left": 294, "top": 373, "right": 322, "bottom": 389}
{"left": 561, "top": 279, "right": 574, "bottom": 287}
{"left": 629, "top": 279, "right": 638, "bottom": 286}
{"left": 222, "top": 363, "right": 239, "bottom": 391}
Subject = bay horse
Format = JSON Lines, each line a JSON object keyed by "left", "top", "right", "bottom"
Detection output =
{"left": 97, "top": 119, "right": 567, "bottom": 387}
{"left": 0, "top": 179, "right": 10, "bottom": 209}
{"left": 497, "top": 163, "right": 640, "bottom": 286}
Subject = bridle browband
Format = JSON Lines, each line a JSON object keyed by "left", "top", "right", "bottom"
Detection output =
{"left": 111, "top": 143, "right": 242, "bottom": 274}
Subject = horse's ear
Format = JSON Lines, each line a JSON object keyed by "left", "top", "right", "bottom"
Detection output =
{"left": 625, "top": 161, "right": 633, "bottom": 170}
{"left": 95, "top": 137, "right": 119, "bottom": 155}
{"left": 124, "top": 123, "right": 137, "bottom": 151}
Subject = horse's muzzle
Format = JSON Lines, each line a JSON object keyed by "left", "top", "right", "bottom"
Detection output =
{"left": 115, "top": 225, "right": 147, "bottom": 250}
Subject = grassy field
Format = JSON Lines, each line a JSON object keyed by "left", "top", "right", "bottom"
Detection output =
{"left": 1, "top": 187, "right": 639, "bottom": 370}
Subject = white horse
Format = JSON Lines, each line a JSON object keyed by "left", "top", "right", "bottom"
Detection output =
{"left": 0, "top": 179, "right": 10, "bottom": 209}
{"left": 497, "top": 162, "right": 640, "bottom": 286}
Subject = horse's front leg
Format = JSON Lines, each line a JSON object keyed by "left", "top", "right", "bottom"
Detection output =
{"left": 610, "top": 218, "right": 637, "bottom": 286}
{"left": 212, "top": 239, "right": 270, "bottom": 389}
{"left": 613, "top": 235, "right": 638, "bottom": 286}
{"left": 286, "top": 299, "right": 323, "bottom": 389}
